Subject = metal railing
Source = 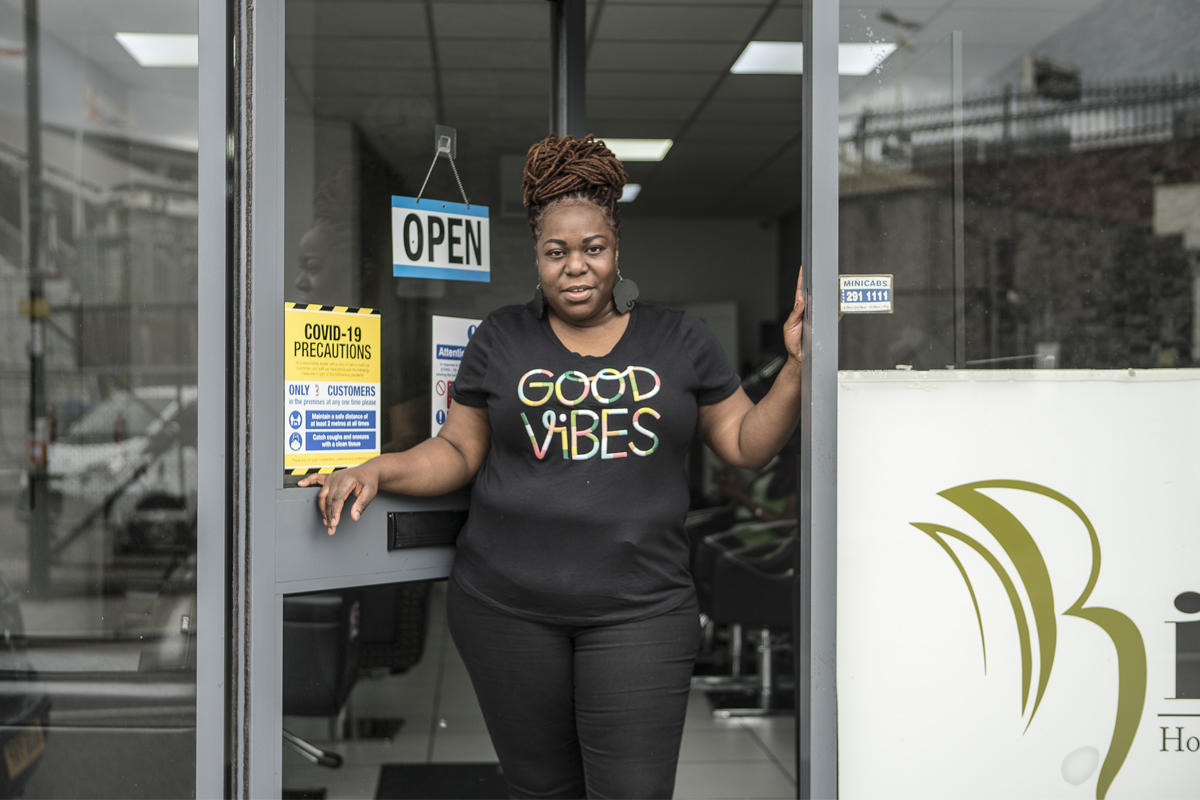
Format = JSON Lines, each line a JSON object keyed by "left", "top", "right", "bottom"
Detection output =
{"left": 841, "top": 73, "right": 1200, "bottom": 169}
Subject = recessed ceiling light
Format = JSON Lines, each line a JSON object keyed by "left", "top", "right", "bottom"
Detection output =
{"left": 115, "top": 33, "right": 198, "bottom": 67}
{"left": 730, "top": 42, "right": 897, "bottom": 76}
{"left": 838, "top": 43, "right": 899, "bottom": 76}
{"left": 618, "top": 184, "right": 642, "bottom": 203}
{"left": 602, "top": 139, "right": 673, "bottom": 162}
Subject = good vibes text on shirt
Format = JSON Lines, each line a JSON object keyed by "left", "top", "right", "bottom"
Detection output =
{"left": 517, "top": 367, "right": 661, "bottom": 460}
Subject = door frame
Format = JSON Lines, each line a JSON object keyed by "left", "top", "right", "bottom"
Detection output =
{"left": 798, "top": 2, "right": 840, "bottom": 797}
{"left": 196, "top": 1, "right": 842, "bottom": 797}
{"left": 195, "top": 0, "right": 229, "bottom": 796}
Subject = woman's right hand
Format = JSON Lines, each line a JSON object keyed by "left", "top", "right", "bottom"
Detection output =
{"left": 298, "top": 461, "right": 381, "bottom": 535}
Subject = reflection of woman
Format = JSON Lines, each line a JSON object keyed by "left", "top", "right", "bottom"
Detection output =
{"left": 291, "top": 155, "right": 430, "bottom": 453}
{"left": 293, "top": 162, "right": 376, "bottom": 307}
{"left": 300, "top": 134, "right": 805, "bottom": 799}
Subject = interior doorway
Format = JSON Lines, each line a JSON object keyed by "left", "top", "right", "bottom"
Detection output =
{"left": 278, "top": 2, "right": 803, "bottom": 797}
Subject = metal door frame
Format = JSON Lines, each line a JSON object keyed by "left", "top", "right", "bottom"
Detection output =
{"left": 196, "top": 1, "right": 841, "bottom": 797}
{"left": 798, "top": 2, "right": 839, "bottom": 797}
{"left": 195, "top": 0, "right": 229, "bottom": 796}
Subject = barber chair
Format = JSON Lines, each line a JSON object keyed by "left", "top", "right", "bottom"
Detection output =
{"left": 344, "top": 580, "right": 434, "bottom": 740}
{"left": 357, "top": 581, "right": 432, "bottom": 673}
{"left": 282, "top": 591, "right": 361, "bottom": 769}
{"left": 691, "top": 521, "right": 794, "bottom": 689}
{"left": 704, "top": 534, "right": 795, "bottom": 718}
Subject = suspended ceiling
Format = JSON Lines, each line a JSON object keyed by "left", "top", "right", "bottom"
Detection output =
{"left": 288, "top": 0, "right": 1190, "bottom": 218}
{"left": 1, "top": 0, "right": 1183, "bottom": 217}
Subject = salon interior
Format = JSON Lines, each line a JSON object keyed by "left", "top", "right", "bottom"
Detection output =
{"left": 0, "top": 0, "right": 1195, "bottom": 797}
{"left": 279, "top": 2, "right": 803, "bottom": 796}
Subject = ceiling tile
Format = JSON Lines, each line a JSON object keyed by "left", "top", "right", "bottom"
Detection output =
{"left": 310, "top": 1, "right": 428, "bottom": 38}
{"left": 444, "top": 94, "right": 549, "bottom": 121}
{"left": 438, "top": 38, "right": 550, "bottom": 70}
{"left": 310, "top": 68, "right": 436, "bottom": 96}
{"left": 593, "top": 4, "right": 763, "bottom": 42}
{"left": 432, "top": 1, "right": 548, "bottom": 39}
{"left": 684, "top": 119, "right": 797, "bottom": 146}
{"left": 290, "top": 38, "right": 433, "bottom": 70}
{"left": 717, "top": 74, "right": 804, "bottom": 100}
{"left": 754, "top": 5, "right": 804, "bottom": 40}
{"left": 588, "top": 71, "right": 713, "bottom": 99}
{"left": 698, "top": 98, "right": 802, "bottom": 124}
{"left": 588, "top": 41, "right": 741, "bottom": 72}
{"left": 442, "top": 69, "right": 549, "bottom": 98}
{"left": 589, "top": 97, "right": 698, "bottom": 123}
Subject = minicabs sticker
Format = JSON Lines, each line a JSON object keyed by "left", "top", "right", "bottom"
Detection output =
{"left": 839, "top": 273, "right": 894, "bottom": 314}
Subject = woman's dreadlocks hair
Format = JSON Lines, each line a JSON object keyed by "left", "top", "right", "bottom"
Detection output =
{"left": 522, "top": 134, "right": 628, "bottom": 242}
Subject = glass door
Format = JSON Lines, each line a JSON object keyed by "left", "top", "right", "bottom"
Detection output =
{"left": 232, "top": 0, "right": 812, "bottom": 797}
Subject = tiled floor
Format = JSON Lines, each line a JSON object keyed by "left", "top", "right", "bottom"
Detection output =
{"left": 284, "top": 583, "right": 796, "bottom": 799}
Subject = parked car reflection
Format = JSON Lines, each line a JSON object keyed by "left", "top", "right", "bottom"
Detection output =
{"left": 0, "top": 571, "right": 50, "bottom": 797}
{"left": 21, "top": 386, "right": 198, "bottom": 561}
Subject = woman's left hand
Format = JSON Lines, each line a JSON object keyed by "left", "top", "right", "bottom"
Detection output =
{"left": 782, "top": 266, "right": 805, "bottom": 364}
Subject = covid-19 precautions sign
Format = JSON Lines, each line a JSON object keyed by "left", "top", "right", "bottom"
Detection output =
{"left": 283, "top": 303, "right": 381, "bottom": 475}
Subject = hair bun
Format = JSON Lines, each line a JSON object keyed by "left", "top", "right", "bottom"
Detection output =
{"left": 522, "top": 134, "right": 628, "bottom": 208}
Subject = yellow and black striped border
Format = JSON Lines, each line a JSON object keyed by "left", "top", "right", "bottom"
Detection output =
{"left": 284, "top": 303, "right": 379, "bottom": 315}
{"left": 286, "top": 303, "right": 378, "bottom": 478}
{"left": 288, "top": 466, "right": 340, "bottom": 477}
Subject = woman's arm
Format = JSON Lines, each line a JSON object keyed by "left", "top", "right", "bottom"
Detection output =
{"left": 697, "top": 268, "right": 805, "bottom": 469}
{"left": 298, "top": 400, "right": 491, "bottom": 535}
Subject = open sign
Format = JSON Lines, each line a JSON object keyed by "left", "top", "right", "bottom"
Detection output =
{"left": 392, "top": 196, "right": 490, "bottom": 282}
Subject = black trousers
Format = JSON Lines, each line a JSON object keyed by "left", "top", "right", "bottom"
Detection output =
{"left": 446, "top": 579, "right": 700, "bottom": 799}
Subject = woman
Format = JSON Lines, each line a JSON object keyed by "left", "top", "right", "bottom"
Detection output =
{"left": 300, "top": 134, "right": 805, "bottom": 799}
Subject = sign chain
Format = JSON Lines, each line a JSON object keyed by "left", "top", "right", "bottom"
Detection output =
{"left": 414, "top": 138, "right": 471, "bottom": 208}
{"left": 415, "top": 151, "right": 440, "bottom": 204}
{"left": 447, "top": 154, "right": 470, "bottom": 208}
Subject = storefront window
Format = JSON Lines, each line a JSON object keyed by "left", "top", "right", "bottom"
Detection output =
{"left": 838, "top": 1, "right": 1199, "bottom": 371}
{"left": 0, "top": 1, "right": 198, "bottom": 796}
{"left": 837, "top": 3, "right": 1199, "bottom": 798}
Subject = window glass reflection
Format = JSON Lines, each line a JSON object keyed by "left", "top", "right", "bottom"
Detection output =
{"left": 839, "top": 1, "right": 1200, "bottom": 370}
{"left": 0, "top": 1, "right": 198, "bottom": 796}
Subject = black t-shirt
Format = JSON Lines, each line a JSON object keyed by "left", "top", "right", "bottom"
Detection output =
{"left": 448, "top": 300, "right": 741, "bottom": 625}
